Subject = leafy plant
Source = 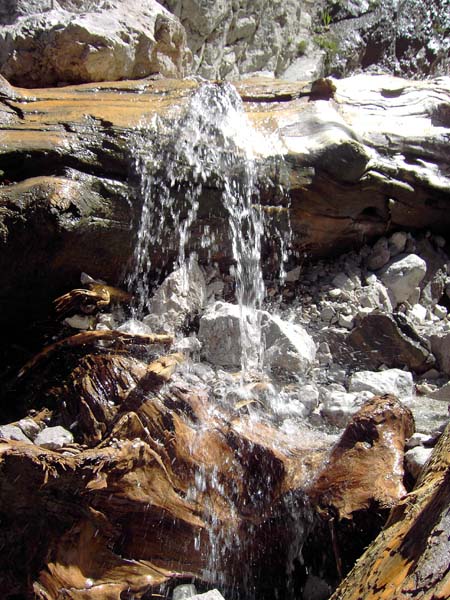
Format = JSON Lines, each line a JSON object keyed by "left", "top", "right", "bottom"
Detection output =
{"left": 320, "top": 9, "right": 332, "bottom": 27}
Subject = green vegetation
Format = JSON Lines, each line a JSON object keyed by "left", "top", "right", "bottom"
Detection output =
{"left": 297, "top": 40, "right": 308, "bottom": 56}
{"left": 320, "top": 9, "right": 332, "bottom": 28}
{"left": 314, "top": 34, "right": 339, "bottom": 54}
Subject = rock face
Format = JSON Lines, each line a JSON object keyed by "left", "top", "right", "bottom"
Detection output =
{"left": 0, "top": 74, "right": 449, "bottom": 333}
{"left": 161, "top": 0, "right": 310, "bottom": 80}
{"left": 0, "top": 0, "right": 192, "bottom": 87}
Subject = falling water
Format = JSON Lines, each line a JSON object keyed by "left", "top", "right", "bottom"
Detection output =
{"left": 127, "top": 82, "right": 285, "bottom": 374}
{"left": 127, "top": 82, "right": 296, "bottom": 595}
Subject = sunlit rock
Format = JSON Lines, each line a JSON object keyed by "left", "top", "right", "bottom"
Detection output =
{"left": 348, "top": 368, "right": 414, "bottom": 398}
{"left": 34, "top": 426, "right": 74, "bottom": 450}
{"left": 143, "top": 260, "right": 207, "bottom": 335}
{"left": 0, "top": 424, "right": 32, "bottom": 443}
{"left": 0, "top": 0, "right": 192, "bottom": 87}
{"left": 404, "top": 445, "right": 433, "bottom": 480}
{"left": 377, "top": 253, "right": 427, "bottom": 306}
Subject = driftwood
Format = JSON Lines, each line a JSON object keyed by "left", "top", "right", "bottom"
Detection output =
{"left": 0, "top": 357, "right": 419, "bottom": 600}
{"left": 301, "top": 395, "right": 414, "bottom": 588}
{"left": 54, "top": 283, "right": 132, "bottom": 319}
{"left": 329, "top": 421, "right": 450, "bottom": 600}
{"left": 17, "top": 330, "right": 173, "bottom": 379}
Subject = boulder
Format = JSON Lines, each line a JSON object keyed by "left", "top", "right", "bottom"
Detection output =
{"left": 261, "top": 313, "right": 317, "bottom": 375}
{"left": 34, "top": 426, "right": 74, "bottom": 450}
{"left": 0, "top": 0, "right": 192, "bottom": 87}
{"left": 347, "top": 313, "right": 435, "bottom": 374}
{"left": 0, "top": 424, "right": 32, "bottom": 443}
{"left": 198, "top": 302, "right": 316, "bottom": 375}
{"left": 429, "top": 330, "right": 450, "bottom": 375}
{"left": 377, "top": 253, "right": 427, "bottom": 306}
{"left": 143, "top": 260, "right": 207, "bottom": 334}
{"left": 321, "top": 390, "right": 370, "bottom": 428}
{"left": 348, "top": 369, "right": 414, "bottom": 398}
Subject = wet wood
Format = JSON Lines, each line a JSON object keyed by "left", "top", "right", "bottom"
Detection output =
{"left": 330, "top": 422, "right": 450, "bottom": 600}
{"left": 17, "top": 330, "right": 173, "bottom": 379}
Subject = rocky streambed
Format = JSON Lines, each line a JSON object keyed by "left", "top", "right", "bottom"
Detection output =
{"left": 0, "top": 61, "right": 449, "bottom": 600}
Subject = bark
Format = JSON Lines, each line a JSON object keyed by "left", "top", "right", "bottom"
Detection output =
{"left": 330, "top": 421, "right": 450, "bottom": 600}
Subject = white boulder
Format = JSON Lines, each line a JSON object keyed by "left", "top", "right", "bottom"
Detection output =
{"left": 261, "top": 313, "right": 316, "bottom": 374}
{"left": 34, "top": 426, "right": 74, "bottom": 450}
{"left": 348, "top": 368, "right": 414, "bottom": 397}
{"left": 429, "top": 331, "right": 450, "bottom": 375}
{"left": 144, "top": 260, "right": 206, "bottom": 334}
{"left": 0, "top": 424, "right": 32, "bottom": 443}
{"left": 198, "top": 302, "right": 316, "bottom": 374}
{"left": 321, "top": 390, "right": 373, "bottom": 428}
{"left": 377, "top": 253, "right": 427, "bottom": 306}
{"left": 0, "top": 0, "right": 191, "bottom": 87}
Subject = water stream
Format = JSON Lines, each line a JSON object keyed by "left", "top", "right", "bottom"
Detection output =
{"left": 126, "top": 82, "right": 301, "bottom": 597}
{"left": 127, "top": 82, "right": 286, "bottom": 375}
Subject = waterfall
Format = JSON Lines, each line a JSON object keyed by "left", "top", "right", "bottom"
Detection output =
{"left": 127, "top": 82, "right": 286, "bottom": 375}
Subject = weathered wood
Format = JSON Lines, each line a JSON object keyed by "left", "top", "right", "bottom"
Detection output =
{"left": 329, "top": 421, "right": 450, "bottom": 600}
{"left": 17, "top": 330, "right": 173, "bottom": 379}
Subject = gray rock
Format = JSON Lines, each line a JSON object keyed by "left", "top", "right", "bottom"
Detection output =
{"left": 378, "top": 253, "right": 427, "bottom": 306}
{"left": 405, "top": 432, "right": 434, "bottom": 450}
{"left": 367, "top": 237, "right": 390, "bottom": 271}
{"left": 332, "top": 272, "right": 355, "bottom": 292}
{"left": 404, "top": 446, "right": 433, "bottom": 479}
{"left": 189, "top": 591, "right": 225, "bottom": 600}
{"left": 261, "top": 313, "right": 317, "bottom": 375}
{"left": 17, "top": 417, "right": 42, "bottom": 440}
{"left": 347, "top": 313, "right": 435, "bottom": 374}
{"left": 0, "top": 0, "right": 191, "bottom": 87}
{"left": 34, "top": 426, "right": 74, "bottom": 450}
{"left": 144, "top": 260, "right": 206, "bottom": 335}
{"left": 348, "top": 368, "right": 414, "bottom": 398}
{"left": 429, "top": 381, "right": 450, "bottom": 401}
{"left": 198, "top": 301, "right": 316, "bottom": 374}
{"left": 0, "top": 424, "right": 32, "bottom": 443}
{"left": 388, "top": 231, "right": 408, "bottom": 257}
{"left": 429, "top": 331, "right": 450, "bottom": 375}
{"left": 321, "top": 390, "right": 370, "bottom": 428}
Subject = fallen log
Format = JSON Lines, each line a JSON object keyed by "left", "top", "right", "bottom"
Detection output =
{"left": 17, "top": 330, "right": 173, "bottom": 379}
{"left": 329, "top": 421, "right": 450, "bottom": 600}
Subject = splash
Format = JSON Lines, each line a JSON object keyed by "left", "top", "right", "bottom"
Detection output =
{"left": 127, "top": 82, "right": 286, "bottom": 374}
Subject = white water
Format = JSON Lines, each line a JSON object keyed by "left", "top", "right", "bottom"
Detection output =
{"left": 127, "top": 82, "right": 286, "bottom": 375}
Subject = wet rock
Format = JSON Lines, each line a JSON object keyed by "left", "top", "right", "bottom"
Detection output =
{"left": 321, "top": 390, "right": 371, "bottom": 428}
{"left": 198, "top": 302, "right": 316, "bottom": 374}
{"left": 261, "top": 313, "right": 317, "bottom": 375}
{"left": 143, "top": 261, "right": 207, "bottom": 335}
{"left": 0, "top": 424, "right": 32, "bottom": 443}
{"left": 348, "top": 369, "right": 414, "bottom": 398}
{"left": 377, "top": 253, "right": 427, "bottom": 306}
{"left": 0, "top": 0, "right": 192, "bottom": 87}
{"left": 347, "top": 313, "right": 435, "bottom": 374}
{"left": 34, "top": 426, "right": 74, "bottom": 450}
